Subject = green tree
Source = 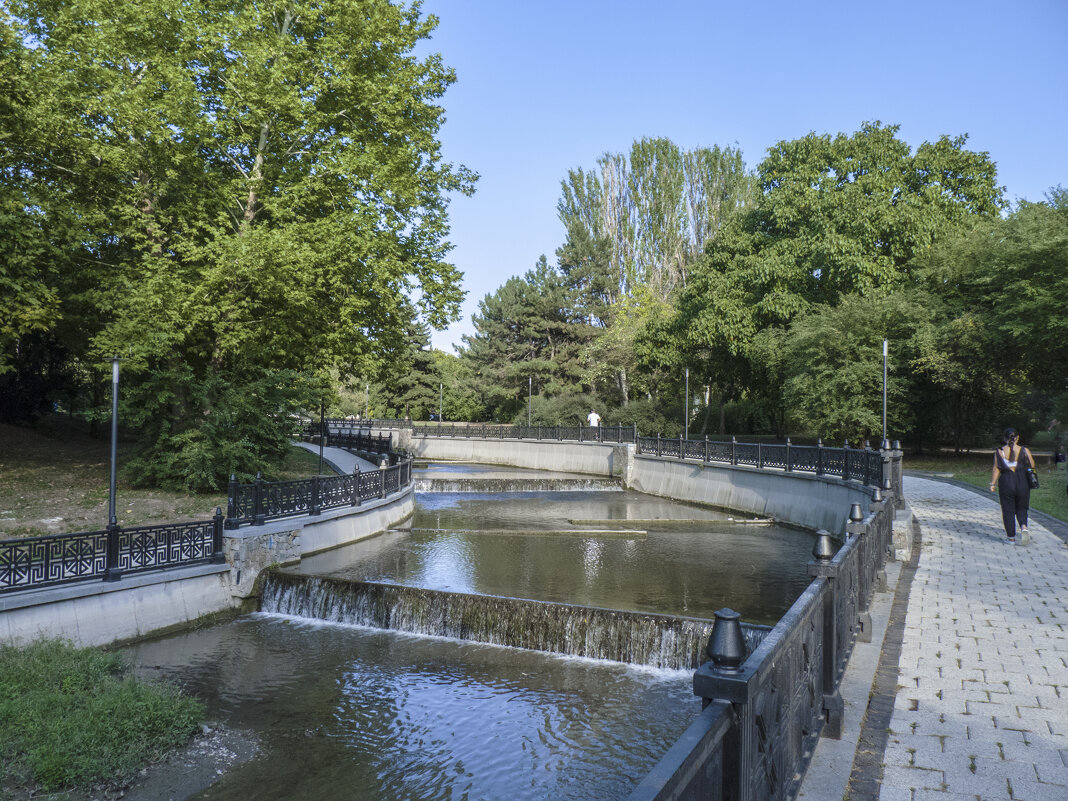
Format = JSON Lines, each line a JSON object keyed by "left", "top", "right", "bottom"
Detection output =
{"left": 678, "top": 122, "right": 1004, "bottom": 438}
{"left": 462, "top": 256, "right": 592, "bottom": 421}
{"left": 1, "top": 0, "right": 474, "bottom": 487}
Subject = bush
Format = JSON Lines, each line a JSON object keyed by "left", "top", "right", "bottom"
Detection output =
{"left": 0, "top": 640, "right": 203, "bottom": 793}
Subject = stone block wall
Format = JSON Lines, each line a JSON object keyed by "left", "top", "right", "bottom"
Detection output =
{"left": 224, "top": 528, "right": 301, "bottom": 599}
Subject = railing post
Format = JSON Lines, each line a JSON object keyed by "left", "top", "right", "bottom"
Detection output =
{"left": 678, "top": 434, "right": 684, "bottom": 459}
{"left": 598, "top": 424, "right": 603, "bottom": 443}
{"left": 786, "top": 437, "right": 792, "bottom": 471}
{"left": 704, "top": 435, "right": 709, "bottom": 463}
{"left": 693, "top": 608, "right": 751, "bottom": 801}
{"left": 212, "top": 507, "right": 225, "bottom": 564}
{"left": 808, "top": 530, "right": 843, "bottom": 738}
{"left": 103, "top": 521, "right": 122, "bottom": 582}
{"left": 253, "top": 472, "right": 265, "bottom": 526}
{"left": 731, "top": 435, "right": 737, "bottom": 466}
{"left": 758, "top": 441, "right": 764, "bottom": 469}
{"left": 310, "top": 474, "right": 321, "bottom": 516}
{"left": 817, "top": 438, "right": 824, "bottom": 476}
{"left": 225, "top": 474, "right": 240, "bottom": 530}
{"left": 656, "top": 433, "right": 662, "bottom": 457}
{"left": 847, "top": 503, "right": 875, "bottom": 642}
{"left": 379, "top": 461, "right": 387, "bottom": 498}
{"left": 843, "top": 440, "right": 851, "bottom": 480}
{"left": 633, "top": 423, "right": 638, "bottom": 444}
{"left": 579, "top": 425, "right": 584, "bottom": 443}
{"left": 351, "top": 465, "right": 361, "bottom": 507}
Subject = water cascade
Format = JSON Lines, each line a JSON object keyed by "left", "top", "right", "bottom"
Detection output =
{"left": 414, "top": 477, "right": 621, "bottom": 493}
{"left": 261, "top": 571, "right": 770, "bottom": 671}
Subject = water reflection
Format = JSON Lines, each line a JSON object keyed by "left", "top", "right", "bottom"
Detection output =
{"left": 130, "top": 616, "right": 695, "bottom": 801}
{"left": 295, "top": 490, "right": 815, "bottom": 624}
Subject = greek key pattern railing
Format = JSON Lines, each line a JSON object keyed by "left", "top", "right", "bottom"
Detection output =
{"left": 0, "top": 514, "right": 224, "bottom": 594}
{"left": 636, "top": 436, "right": 885, "bottom": 485}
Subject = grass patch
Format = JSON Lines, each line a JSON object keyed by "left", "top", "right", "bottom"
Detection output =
{"left": 0, "top": 640, "right": 203, "bottom": 796}
{"left": 906, "top": 451, "right": 1068, "bottom": 523}
{"left": 0, "top": 418, "right": 330, "bottom": 540}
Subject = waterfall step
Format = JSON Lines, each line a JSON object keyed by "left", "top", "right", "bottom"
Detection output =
{"left": 567, "top": 517, "right": 774, "bottom": 527}
{"left": 409, "top": 527, "right": 647, "bottom": 538}
{"left": 414, "top": 478, "right": 622, "bottom": 493}
{"left": 261, "top": 572, "right": 770, "bottom": 671}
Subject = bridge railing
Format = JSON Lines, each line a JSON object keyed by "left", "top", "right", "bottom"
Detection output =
{"left": 0, "top": 512, "right": 225, "bottom": 594}
{"left": 637, "top": 435, "right": 886, "bottom": 486}
{"left": 411, "top": 422, "right": 637, "bottom": 443}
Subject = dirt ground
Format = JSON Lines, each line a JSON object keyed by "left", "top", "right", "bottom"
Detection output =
{"left": 0, "top": 419, "right": 225, "bottom": 540}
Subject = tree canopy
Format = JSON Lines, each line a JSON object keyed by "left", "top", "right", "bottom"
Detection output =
{"left": 1, "top": 0, "right": 474, "bottom": 487}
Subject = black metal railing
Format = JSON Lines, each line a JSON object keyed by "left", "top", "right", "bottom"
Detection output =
{"left": 225, "top": 457, "right": 413, "bottom": 528}
{"left": 0, "top": 511, "right": 225, "bottom": 594}
{"left": 410, "top": 422, "right": 638, "bottom": 444}
{"left": 636, "top": 435, "right": 885, "bottom": 485}
{"left": 631, "top": 491, "right": 899, "bottom": 801}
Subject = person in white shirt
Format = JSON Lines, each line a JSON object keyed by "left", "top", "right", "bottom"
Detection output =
{"left": 586, "top": 409, "right": 601, "bottom": 427}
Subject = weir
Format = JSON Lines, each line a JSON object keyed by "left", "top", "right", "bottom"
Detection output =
{"left": 261, "top": 571, "right": 771, "bottom": 671}
{"left": 414, "top": 477, "right": 622, "bottom": 492}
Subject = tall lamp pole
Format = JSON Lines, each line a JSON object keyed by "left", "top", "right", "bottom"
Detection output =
{"left": 882, "top": 339, "right": 888, "bottom": 444}
{"left": 108, "top": 356, "right": 120, "bottom": 528}
{"left": 104, "top": 356, "right": 122, "bottom": 582}
{"left": 318, "top": 399, "right": 325, "bottom": 475}
{"left": 528, "top": 376, "right": 532, "bottom": 427}
{"left": 684, "top": 367, "right": 689, "bottom": 441}
{"left": 439, "top": 382, "right": 443, "bottom": 422}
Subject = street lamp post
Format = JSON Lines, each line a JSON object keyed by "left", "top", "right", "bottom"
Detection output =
{"left": 318, "top": 399, "right": 325, "bottom": 475}
{"left": 104, "top": 356, "right": 122, "bottom": 582}
{"left": 684, "top": 367, "right": 690, "bottom": 441}
{"left": 528, "top": 376, "right": 532, "bottom": 427}
{"left": 439, "top": 382, "right": 443, "bottom": 422}
{"left": 882, "top": 339, "right": 888, "bottom": 444}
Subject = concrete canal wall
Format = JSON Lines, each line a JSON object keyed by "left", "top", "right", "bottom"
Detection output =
{"left": 407, "top": 436, "right": 877, "bottom": 536}
{"left": 1, "top": 488, "right": 414, "bottom": 648}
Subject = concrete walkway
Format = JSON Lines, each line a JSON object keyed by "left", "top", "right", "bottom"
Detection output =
{"left": 294, "top": 441, "right": 380, "bottom": 473}
{"left": 872, "top": 476, "right": 1068, "bottom": 800}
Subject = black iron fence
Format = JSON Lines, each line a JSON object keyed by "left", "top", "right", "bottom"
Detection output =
{"left": 631, "top": 494, "right": 897, "bottom": 801}
{"left": 226, "top": 429, "right": 410, "bottom": 528}
{"left": 0, "top": 512, "right": 225, "bottom": 594}
{"left": 411, "top": 422, "right": 637, "bottom": 443}
{"left": 638, "top": 435, "right": 886, "bottom": 485}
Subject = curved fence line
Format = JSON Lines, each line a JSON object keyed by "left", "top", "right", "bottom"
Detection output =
{"left": 226, "top": 429, "right": 411, "bottom": 528}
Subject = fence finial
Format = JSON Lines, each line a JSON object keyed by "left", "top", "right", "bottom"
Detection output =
{"left": 706, "top": 608, "right": 746, "bottom": 672}
{"left": 812, "top": 530, "right": 835, "bottom": 560}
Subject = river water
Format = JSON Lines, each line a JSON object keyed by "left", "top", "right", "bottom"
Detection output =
{"left": 127, "top": 485, "right": 816, "bottom": 800}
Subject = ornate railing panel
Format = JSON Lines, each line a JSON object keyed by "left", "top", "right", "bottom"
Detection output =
{"left": 0, "top": 530, "right": 108, "bottom": 593}
{"left": 1, "top": 514, "right": 224, "bottom": 594}
{"left": 117, "top": 520, "right": 217, "bottom": 576}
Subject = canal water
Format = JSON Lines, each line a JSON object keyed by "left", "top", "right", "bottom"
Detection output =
{"left": 127, "top": 483, "right": 817, "bottom": 800}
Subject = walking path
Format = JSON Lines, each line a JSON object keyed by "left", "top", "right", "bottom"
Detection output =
{"left": 805, "top": 476, "right": 1068, "bottom": 800}
{"left": 872, "top": 476, "right": 1068, "bottom": 800}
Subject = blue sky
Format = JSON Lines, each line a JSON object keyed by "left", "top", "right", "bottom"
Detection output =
{"left": 420, "top": 0, "right": 1067, "bottom": 352}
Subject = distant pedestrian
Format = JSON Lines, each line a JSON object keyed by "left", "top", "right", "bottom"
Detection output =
{"left": 586, "top": 409, "right": 601, "bottom": 427}
{"left": 989, "top": 427, "right": 1035, "bottom": 544}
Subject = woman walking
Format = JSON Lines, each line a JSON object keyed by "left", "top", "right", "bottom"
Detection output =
{"left": 989, "top": 427, "right": 1036, "bottom": 544}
